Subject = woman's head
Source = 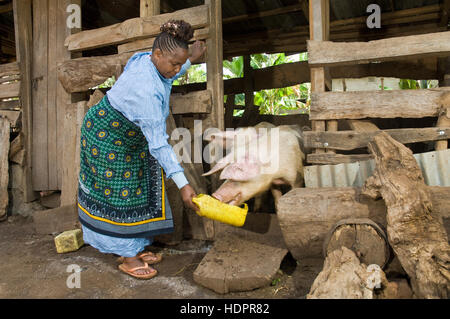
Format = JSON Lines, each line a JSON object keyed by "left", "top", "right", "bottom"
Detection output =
{"left": 151, "top": 20, "right": 194, "bottom": 79}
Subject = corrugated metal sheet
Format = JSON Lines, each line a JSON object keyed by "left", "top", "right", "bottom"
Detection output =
{"left": 305, "top": 149, "right": 450, "bottom": 188}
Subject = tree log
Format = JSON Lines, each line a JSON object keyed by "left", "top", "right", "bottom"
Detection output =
{"left": 308, "top": 246, "right": 413, "bottom": 299}
{"left": 307, "top": 247, "right": 380, "bottom": 299}
{"left": 323, "top": 218, "right": 390, "bottom": 268}
{"left": 276, "top": 186, "right": 450, "bottom": 262}
{"left": 361, "top": 131, "right": 450, "bottom": 299}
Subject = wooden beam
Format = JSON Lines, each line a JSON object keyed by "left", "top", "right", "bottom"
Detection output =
{"left": 223, "top": 3, "right": 303, "bottom": 24}
{"left": 306, "top": 153, "right": 374, "bottom": 165}
{"left": 64, "top": 5, "right": 209, "bottom": 52}
{"left": 117, "top": 28, "right": 209, "bottom": 54}
{"left": 310, "top": 88, "right": 450, "bottom": 121}
{"left": 13, "top": 0, "right": 36, "bottom": 201}
{"left": 0, "top": 81, "right": 20, "bottom": 99}
{"left": 171, "top": 90, "right": 212, "bottom": 115}
{"left": 304, "top": 127, "right": 450, "bottom": 151}
{"left": 308, "top": 31, "right": 450, "bottom": 67}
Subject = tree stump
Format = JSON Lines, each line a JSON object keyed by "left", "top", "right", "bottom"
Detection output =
{"left": 362, "top": 131, "right": 450, "bottom": 299}
{"left": 323, "top": 218, "right": 390, "bottom": 269}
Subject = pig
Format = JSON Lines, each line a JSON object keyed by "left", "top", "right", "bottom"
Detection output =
{"left": 202, "top": 124, "right": 305, "bottom": 206}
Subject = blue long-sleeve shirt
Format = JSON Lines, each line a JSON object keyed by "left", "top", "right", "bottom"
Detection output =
{"left": 106, "top": 52, "right": 190, "bottom": 189}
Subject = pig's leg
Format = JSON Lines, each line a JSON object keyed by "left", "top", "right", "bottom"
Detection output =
{"left": 270, "top": 187, "right": 283, "bottom": 210}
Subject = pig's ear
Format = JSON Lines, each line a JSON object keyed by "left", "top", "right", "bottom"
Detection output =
{"left": 202, "top": 154, "right": 232, "bottom": 176}
{"left": 219, "top": 160, "right": 260, "bottom": 181}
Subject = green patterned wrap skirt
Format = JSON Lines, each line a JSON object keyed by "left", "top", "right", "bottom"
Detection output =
{"left": 77, "top": 96, "right": 173, "bottom": 238}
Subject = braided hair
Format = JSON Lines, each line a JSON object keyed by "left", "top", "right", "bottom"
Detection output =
{"left": 153, "top": 20, "right": 194, "bottom": 54}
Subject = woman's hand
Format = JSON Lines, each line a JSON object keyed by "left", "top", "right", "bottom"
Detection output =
{"left": 180, "top": 184, "right": 199, "bottom": 212}
{"left": 189, "top": 40, "right": 206, "bottom": 64}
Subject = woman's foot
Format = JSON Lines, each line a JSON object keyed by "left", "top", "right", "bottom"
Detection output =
{"left": 118, "top": 256, "right": 157, "bottom": 279}
{"left": 117, "top": 251, "right": 162, "bottom": 265}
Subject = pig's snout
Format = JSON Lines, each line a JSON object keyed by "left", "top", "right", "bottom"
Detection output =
{"left": 212, "top": 188, "right": 242, "bottom": 206}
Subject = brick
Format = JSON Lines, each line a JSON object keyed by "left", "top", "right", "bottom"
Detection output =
{"left": 54, "top": 229, "right": 84, "bottom": 253}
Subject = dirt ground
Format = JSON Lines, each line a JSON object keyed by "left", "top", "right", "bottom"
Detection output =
{"left": 0, "top": 214, "right": 324, "bottom": 299}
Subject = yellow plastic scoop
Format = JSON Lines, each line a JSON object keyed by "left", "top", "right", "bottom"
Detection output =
{"left": 192, "top": 194, "right": 248, "bottom": 227}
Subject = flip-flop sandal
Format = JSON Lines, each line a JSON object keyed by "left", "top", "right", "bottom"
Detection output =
{"left": 118, "top": 262, "right": 158, "bottom": 280}
{"left": 117, "top": 252, "right": 162, "bottom": 265}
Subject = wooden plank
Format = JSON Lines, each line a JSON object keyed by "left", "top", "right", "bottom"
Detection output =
{"left": 47, "top": 0, "right": 58, "bottom": 190}
{"left": 56, "top": 0, "right": 82, "bottom": 190}
{"left": 304, "top": 128, "right": 450, "bottom": 151}
{"left": 0, "top": 110, "right": 20, "bottom": 127}
{"left": 171, "top": 90, "right": 212, "bottom": 114}
{"left": 0, "top": 117, "right": 9, "bottom": 221}
{"left": 0, "top": 62, "right": 20, "bottom": 77}
{"left": 32, "top": 0, "right": 49, "bottom": 191}
{"left": 0, "top": 81, "right": 20, "bottom": 99}
{"left": 65, "top": 5, "right": 209, "bottom": 52}
{"left": 117, "top": 28, "right": 209, "bottom": 54}
{"left": 310, "top": 88, "right": 450, "bottom": 120}
{"left": 60, "top": 101, "right": 87, "bottom": 206}
{"left": 13, "top": 0, "right": 37, "bottom": 202}
{"left": 308, "top": 31, "right": 450, "bottom": 67}
{"left": 306, "top": 153, "right": 374, "bottom": 165}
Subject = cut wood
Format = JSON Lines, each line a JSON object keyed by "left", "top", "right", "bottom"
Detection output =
{"left": 323, "top": 218, "right": 390, "bottom": 268}
{"left": 307, "top": 246, "right": 412, "bottom": 299}
{"left": 304, "top": 127, "right": 450, "bottom": 150}
{"left": 64, "top": 5, "right": 209, "bottom": 52}
{"left": 0, "top": 117, "right": 10, "bottom": 221}
{"left": 307, "top": 247, "right": 379, "bottom": 299}
{"left": 361, "top": 131, "right": 450, "bottom": 299}
{"left": 276, "top": 186, "right": 450, "bottom": 261}
{"left": 308, "top": 31, "right": 450, "bottom": 67}
{"left": 310, "top": 88, "right": 450, "bottom": 120}
{"left": 57, "top": 52, "right": 133, "bottom": 94}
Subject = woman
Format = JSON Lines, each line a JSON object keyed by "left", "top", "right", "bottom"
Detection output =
{"left": 77, "top": 20, "right": 204, "bottom": 279}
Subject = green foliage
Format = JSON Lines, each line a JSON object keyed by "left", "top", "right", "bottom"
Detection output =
{"left": 173, "top": 64, "right": 207, "bottom": 85}
{"left": 398, "top": 79, "right": 438, "bottom": 90}
{"left": 223, "top": 52, "right": 311, "bottom": 116}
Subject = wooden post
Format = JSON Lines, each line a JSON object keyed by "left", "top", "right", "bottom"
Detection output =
{"left": 13, "top": 0, "right": 38, "bottom": 202}
{"left": 238, "top": 55, "right": 256, "bottom": 127}
{"left": 205, "top": 0, "right": 224, "bottom": 132}
{"left": 309, "top": 0, "right": 330, "bottom": 154}
{"left": 203, "top": 0, "right": 224, "bottom": 240}
{"left": 140, "top": 0, "right": 160, "bottom": 17}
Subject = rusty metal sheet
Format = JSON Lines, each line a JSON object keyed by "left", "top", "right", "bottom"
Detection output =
{"left": 305, "top": 149, "right": 450, "bottom": 188}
